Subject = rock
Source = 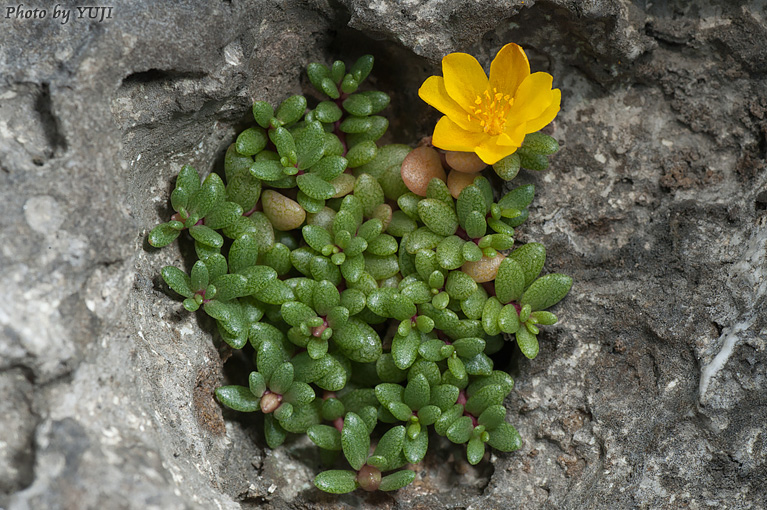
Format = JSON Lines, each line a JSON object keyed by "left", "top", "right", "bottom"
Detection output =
{"left": 1, "top": 1, "right": 765, "bottom": 509}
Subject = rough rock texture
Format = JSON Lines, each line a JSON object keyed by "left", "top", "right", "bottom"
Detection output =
{"left": 1, "top": 0, "right": 765, "bottom": 509}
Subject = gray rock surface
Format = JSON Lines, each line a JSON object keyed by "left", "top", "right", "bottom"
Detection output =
{"left": 1, "top": 0, "right": 765, "bottom": 509}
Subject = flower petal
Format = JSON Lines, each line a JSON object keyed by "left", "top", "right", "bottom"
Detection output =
{"left": 489, "top": 43, "right": 530, "bottom": 97}
{"left": 524, "top": 88, "right": 561, "bottom": 133}
{"left": 432, "top": 116, "right": 488, "bottom": 152}
{"left": 508, "top": 72, "right": 555, "bottom": 123}
{"left": 419, "top": 76, "right": 482, "bottom": 132}
{"left": 442, "top": 53, "right": 489, "bottom": 111}
{"left": 475, "top": 138, "right": 518, "bottom": 165}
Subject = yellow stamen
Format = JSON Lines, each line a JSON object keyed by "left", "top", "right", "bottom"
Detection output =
{"left": 468, "top": 89, "right": 515, "bottom": 135}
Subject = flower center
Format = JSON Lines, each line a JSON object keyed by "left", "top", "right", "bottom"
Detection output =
{"left": 467, "top": 88, "right": 513, "bottom": 136}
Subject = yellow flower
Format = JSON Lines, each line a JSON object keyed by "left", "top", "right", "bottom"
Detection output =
{"left": 418, "top": 43, "right": 561, "bottom": 165}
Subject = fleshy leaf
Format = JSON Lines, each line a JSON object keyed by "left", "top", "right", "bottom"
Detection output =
{"left": 508, "top": 242, "right": 546, "bottom": 288}
{"left": 378, "top": 470, "right": 416, "bottom": 492}
{"left": 403, "top": 429, "right": 428, "bottom": 464}
{"left": 403, "top": 373, "right": 430, "bottom": 411}
{"left": 418, "top": 198, "right": 458, "bottom": 237}
{"left": 372, "top": 425, "right": 406, "bottom": 468}
{"left": 520, "top": 273, "right": 573, "bottom": 311}
{"left": 161, "top": 266, "right": 193, "bottom": 298}
{"left": 307, "top": 424, "right": 342, "bottom": 451}
{"left": 446, "top": 415, "right": 474, "bottom": 444}
{"left": 466, "top": 436, "right": 486, "bottom": 465}
{"left": 341, "top": 412, "right": 369, "bottom": 471}
{"left": 148, "top": 223, "right": 181, "bottom": 248}
{"left": 215, "top": 385, "right": 260, "bottom": 412}
{"left": 314, "top": 470, "right": 358, "bottom": 494}
{"left": 487, "top": 422, "right": 522, "bottom": 452}
{"left": 516, "top": 325, "right": 539, "bottom": 359}
{"left": 189, "top": 225, "right": 223, "bottom": 249}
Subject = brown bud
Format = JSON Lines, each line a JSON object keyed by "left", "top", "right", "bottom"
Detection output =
{"left": 356, "top": 464, "right": 382, "bottom": 492}
{"left": 260, "top": 392, "right": 282, "bottom": 414}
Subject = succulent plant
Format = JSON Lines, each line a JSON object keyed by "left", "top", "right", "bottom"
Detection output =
{"left": 148, "top": 51, "right": 570, "bottom": 495}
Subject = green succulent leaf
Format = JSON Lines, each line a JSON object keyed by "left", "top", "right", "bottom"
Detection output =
{"left": 498, "top": 304, "right": 520, "bottom": 334}
{"left": 354, "top": 174, "right": 385, "bottom": 217}
{"left": 372, "top": 425, "right": 406, "bottom": 468}
{"left": 187, "top": 172, "right": 225, "bottom": 220}
{"left": 445, "top": 270, "right": 477, "bottom": 301}
{"left": 418, "top": 198, "right": 458, "bottom": 237}
{"left": 249, "top": 371, "right": 267, "bottom": 397}
{"left": 314, "top": 470, "right": 358, "bottom": 494}
{"left": 446, "top": 415, "right": 474, "bottom": 444}
{"left": 430, "top": 384, "right": 459, "bottom": 411}
{"left": 297, "top": 173, "right": 336, "bottom": 201}
{"left": 250, "top": 159, "right": 285, "bottom": 181}
{"left": 463, "top": 352, "right": 494, "bottom": 376}
{"left": 350, "top": 54, "right": 374, "bottom": 82}
{"left": 520, "top": 273, "right": 573, "bottom": 311}
{"left": 315, "top": 100, "right": 344, "bottom": 123}
{"left": 236, "top": 127, "right": 268, "bottom": 156}
{"left": 189, "top": 225, "right": 224, "bottom": 249}
{"left": 509, "top": 242, "right": 546, "bottom": 289}
{"left": 515, "top": 325, "right": 540, "bottom": 359}
{"left": 161, "top": 266, "right": 193, "bottom": 298}
{"left": 465, "top": 385, "right": 507, "bottom": 416}
{"left": 391, "top": 329, "right": 420, "bottom": 370}
{"left": 434, "top": 403, "right": 464, "bottom": 436}
{"left": 333, "top": 317, "right": 382, "bottom": 363}
{"left": 436, "top": 235, "right": 465, "bottom": 270}
{"left": 403, "top": 429, "right": 428, "bottom": 464}
{"left": 216, "top": 385, "right": 260, "bottom": 412}
{"left": 321, "top": 398, "right": 345, "bottom": 421}
{"left": 148, "top": 223, "right": 182, "bottom": 248}
{"left": 173, "top": 165, "right": 201, "bottom": 207}
{"left": 342, "top": 94, "right": 373, "bottom": 116}
{"left": 493, "top": 152, "right": 520, "bottom": 181}
{"left": 211, "top": 273, "right": 248, "bottom": 302}
{"left": 375, "top": 383, "right": 404, "bottom": 407}
{"left": 530, "top": 311, "right": 558, "bottom": 325}
{"left": 274, "top": 402, "right": 294, "bottom": 422}
{"left": 477, "top": 405, "right": 506, "bottom": 430}
{"left": 307, "top": 424, "right": 342, "bottom": 451}
{"left": 426, "top": 177, "right": 453, "bottom": 205}
{"left": 466, "top": 436, "right": 486, "bottom": 465}
{"left": 403, "top": 373, "right": 430, "bottom": 411}
{"left": 376, "top": 353, "right": 407, "bottom": 383}
{"left": 467, "top": 371, "right": 515, "bottom": 397}
{"left": 341, "top": 412, "right": 369, "bottom": 471}
{"left": 379, "top": 470, "right": 416, "bottom": 492}
{"left": 275, "top": 95, "right": 307, "bottom": 126}
{"left": 487, "top": 422, "right": 522, "bottom": 452}
{"left": 269, "top": 362, "right": 294, "bottom": 394}
{"left": 252, "top": 101, "right": 275, "bottom": 128}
